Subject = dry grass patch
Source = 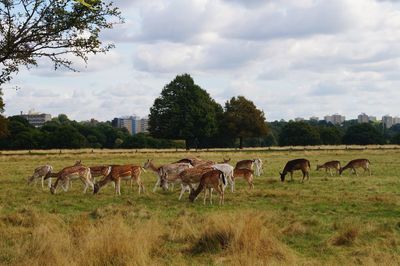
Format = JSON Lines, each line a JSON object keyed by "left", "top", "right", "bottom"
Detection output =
{"left": 191, "top": 213, "right": 298, "bottom": 265}
{"left": 330, "top": 221, "right": 360, "bottom": 246}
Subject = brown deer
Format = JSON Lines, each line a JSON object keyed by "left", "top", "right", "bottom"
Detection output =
{"left": 27, "top": 165, "right": 53, "bottom": 189}
{"left": 316, "top": 161, "right": 341, "bottom": 176}
{"left": 94, "top": 165, "right": 144, "bottom": 195}
{"left": 189, "top": 169, "right": 226, "bottom": 205}
{"left": 339, "top": 159, "right": 371, "bottom": 176}
{"left": 89, "top": 165, "right": 112, "bottom": 182}
{"left": 280, "top": 158, "right": 311, "bottom": 182}
{"left": 235, "top": 159, "right": 254, "bottom": 170}
{"left": 50, "top": 164, "right": 93, "bottom": 194}
{"left": 143, "top": 159, "right": 192, "bottom": 191}
{"left": 175, "top": 157, "right": 215, "bottom": 167}
{"left": 232, "top": 168, "right": 254, "bottom": 189}
{"left": 174, "top": 166, "right": 214, "bottom": 200}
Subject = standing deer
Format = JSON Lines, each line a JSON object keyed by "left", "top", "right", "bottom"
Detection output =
{"left": 189, "top": 169, "right": 226, "bottom": 205}
{"left": 280, "top": 158, "right": 311, "bottom": 182}
{"left": 235, "top": 159, "right": 263, "bottom": 176}
{"left": 50, "top": 164, "right": 93, "bottom": 194}
{"left": 143, "top": 159, "right": 192, "bottom": 192}
{"left": 27, "top": 165, "right": 53, "bottom": 189}
{"left": 94, "top": 165, "right": 144, "bottom": 195}
{"left": 339, "top": 159, "right": 371, "bottom": 176}
{"left": 232, "top": 168, "right": 254, "bottom": 190}
{"left": 89, "top": 165, "right": 112, "bottom": 182}
{"left": 174, "top": 165, "right": 214, "bottom": 200}
{"left": 316, "top": 161, "right": 341, "bottom": 176}
{"left": 212, "top": 163, "right": 234, "bottom": 192}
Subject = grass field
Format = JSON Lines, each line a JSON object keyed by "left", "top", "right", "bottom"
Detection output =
{"left": 0, "top": 149, "right": 399, "bottom": 265}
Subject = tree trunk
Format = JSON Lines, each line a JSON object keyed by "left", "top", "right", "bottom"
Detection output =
{"left": 239, "top": 136, "right": 243, "bottom": 149}
{"left": 185, "top": 139, "right": 190, "bottom": 150}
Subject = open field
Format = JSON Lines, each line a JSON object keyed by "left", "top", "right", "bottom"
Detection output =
{"left": 0, "top": 149, "right": 399, "bottom": 265}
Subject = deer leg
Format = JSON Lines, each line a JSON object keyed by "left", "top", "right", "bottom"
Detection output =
{"left": 153, "top": 178, "right": 160, "bottom": 192}
{"left": 301, "top": 171, "right": 305, "bottom": 183}
{"left": 115, "top": 179, "right": 121, "bottom": 195}
{"left": 209, "top": 188, "right": 213, "bottom": 205}
{"left": 290, "top": 172, "right": 293, "bottom": 181}
{"left": 41, "top": 176, "right": 45, "bottom": 190}
{"left": 203, "top": 189, "right": 207, "bottom": 205}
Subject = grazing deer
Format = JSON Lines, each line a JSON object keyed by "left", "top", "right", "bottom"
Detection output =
{"left": 280, "top": 158, "right": 311, "bottom": 182}
{"left": 232, "top": 168, "right": 254, "bottom": 190}
{"left": 27, "top": 165, "right": 54, "bottom": 189}
{"left": 339, "top": 159, "right": 371, "bottom": 176}
{"left": 143, "top": 159, "right": 192, "bottom": 191}
{"left": 316, "top": 161, "right": 341, "bottom": 176}
{"left": 189, "top": 169, "right": 226, "bottom": 205}
{"left": 50, "top": 165, "right": 93, "bottom": 194}
{"left": 173, "top": 166, "right": 214, "bottom": 200}
{"left": 94, "top": 165, "right": 144, "bottom": 195}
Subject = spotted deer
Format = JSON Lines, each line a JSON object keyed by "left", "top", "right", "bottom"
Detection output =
{"left": 316, "top": 161, "right": 341, "bottom": 176}
{"left": 189, "top": 169, "right": 226, "bottom": 205}
{"left": 27, "top": 165, "right": 53, "bottom": 189}
{"left": 232, "top": 168, "right": 254, "bottom": 190}
{"left": 94, "top": 165, "right": 144, "bottom": 195}
{"left": 50, "top": 164, "right": 93, "bottom": 194}
{"left": 339, "top": 159, "right": 371, "bottom": 176}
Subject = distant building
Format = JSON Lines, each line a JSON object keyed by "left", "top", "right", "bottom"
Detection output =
{"left": 358, "top": 113, "right": 377, "bottom": 123}
{"left": 309, "top": 116, "right": 319, "bottom": 122}
{"left": 19, "top": 111, "right": 51, "bottom": 127}
{"left": 393, "top": 117, "right": 400, "bottom": 125}
{"left": 324, "top": 114, "right": 345, "bottom": 125}
{"left": 294, "top": 117, "right": 304, "bottom": 122}
{"left": 112, "top": 116, "right": 149, "bottom": 135}
{"left": 382, "top": 115, "right": 393, "bottom": 129}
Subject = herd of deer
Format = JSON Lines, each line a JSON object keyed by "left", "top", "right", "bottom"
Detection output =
{"left": 27, "top": 157, "right": 371, "bottom": 205}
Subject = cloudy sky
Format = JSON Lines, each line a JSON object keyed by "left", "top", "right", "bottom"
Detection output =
{"left": 3, "top": 0, "right": 400, "bottom": 121}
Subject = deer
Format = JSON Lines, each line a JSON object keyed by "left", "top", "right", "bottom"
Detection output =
{"left": 170, "top": 165, "right": 214, "bottom": 200}
{"left": 316, "top": 161, "right": 341, "bottom": 176}
{"left": 89, "top": 165, "right": 112, "bottom": 182}
{"left": 143, "top": 159, "right": 192, "bottom": 192}
{"left": 212, "top": 163, "right": 234, "bottom": 192}
{"left": 235, "top": 159, "right": 263, "bottom": 176}
{"left": 280, "top": 158, "right": 311, "bottom": 183}
{"left": 175, "top": 157, "right": 215, "bottom": 167}
{"left": 189, "top": 169, "right": 226, "bottom": 205}
{"left": 339, "top": 159, "right": 371, "bottom": 176}
{"left": 232, "top": 168, "right": 254, "bottom": 190}
{"left": 27, "top": 165, "right": 54, "bottom": 189}
{"left": 94, "top": 165, "right": 144, "bottom": 195}
{"left": 50, "top": 164, "right": 93, "bottom": 194}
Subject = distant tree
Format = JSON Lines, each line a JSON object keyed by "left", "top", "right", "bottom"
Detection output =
{"left": 319, "top": 126, "right": 342, "bottom": 145}
{"left": 279, "top": 122, "right": 321, "bottom": 146}
{"left": 0, "top": 90, "right": 8, "bottom": 137}
{"left": 149, "top": 74, "right": 222, "bottom": 149}
{"left": 221, "top": 96, "right": 268, "bottom": 149}
{"left": 48, "top": 125, "right": 87, "bottom": 148}
{"left": 391, "top": 132, "right": 400, "bottom": 144}
{"left": 342, "top": 123, "right": 384, "bottom": 145}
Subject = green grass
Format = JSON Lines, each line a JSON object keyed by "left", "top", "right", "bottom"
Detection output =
{"left": 0, "top": 149, "right": 399, "bottom": 265}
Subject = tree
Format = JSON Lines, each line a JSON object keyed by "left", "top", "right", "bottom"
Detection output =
{"left": 342, "top": 123, "right": 384, "bottom": 145}
{"left": 149, "top": 74, "right": 222, "bottom": 149}
{"left": 0, "top": 89, "right": 7, "bottom": 137}
{"left": 0, "top": 0, "right": 123, "bottom": 86}
{"left": 279, "top": 122, "right": 321, "bottom": 146}
{"left": 319, "top": 126, "right": 342, "bottom": 145}
{"left": 391, "top": 132, "right": 400, "bottom": 144}
{"left": 222, "top": 96, "right": 268, "bottom": 149}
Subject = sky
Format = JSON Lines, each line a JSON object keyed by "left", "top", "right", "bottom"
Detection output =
{"left": 3, "top": 0, "right": 400, "bottom": 121}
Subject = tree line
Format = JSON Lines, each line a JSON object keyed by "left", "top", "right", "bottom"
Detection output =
{"left": 1, "top": 73, "right": 400, "bottom": 150}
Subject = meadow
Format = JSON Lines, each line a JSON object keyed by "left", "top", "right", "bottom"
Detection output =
{"left": 0, "top": 148, "right": 399, "bottom": 265}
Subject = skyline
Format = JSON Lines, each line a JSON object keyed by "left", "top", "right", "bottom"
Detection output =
{"left": 3, "top": 0, "right": 400, "bottom": 121}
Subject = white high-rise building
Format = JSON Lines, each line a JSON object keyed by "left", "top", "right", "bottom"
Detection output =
{"left": 112, "top": 116, "right": 149, "bottom": 135}
{"left": 19, "top": 110, "right": 51, "bottom": 127}
{"left": 382, "top": 115, "right": 393, "bottom": 129}
{"left": 324, "top": 114, "right": 345, "bottom": 125}
{"left": 358, "top": 113, "right": 369, "bottom": 123}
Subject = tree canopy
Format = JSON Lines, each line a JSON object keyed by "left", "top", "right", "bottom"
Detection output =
{"left": 222, "top": 96, "right": 268, "bottom": 149}
{"left": 0, "top": 0, "right": 123, "bottom": 86}
{"left": 279, "top": 121, "right": 321, "bottom": 146}
{"left": 342, "top": 123, "right": 384, "bottom": 145}
{"left": 148, "top": 74, "right": 222, "bottom": 149}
